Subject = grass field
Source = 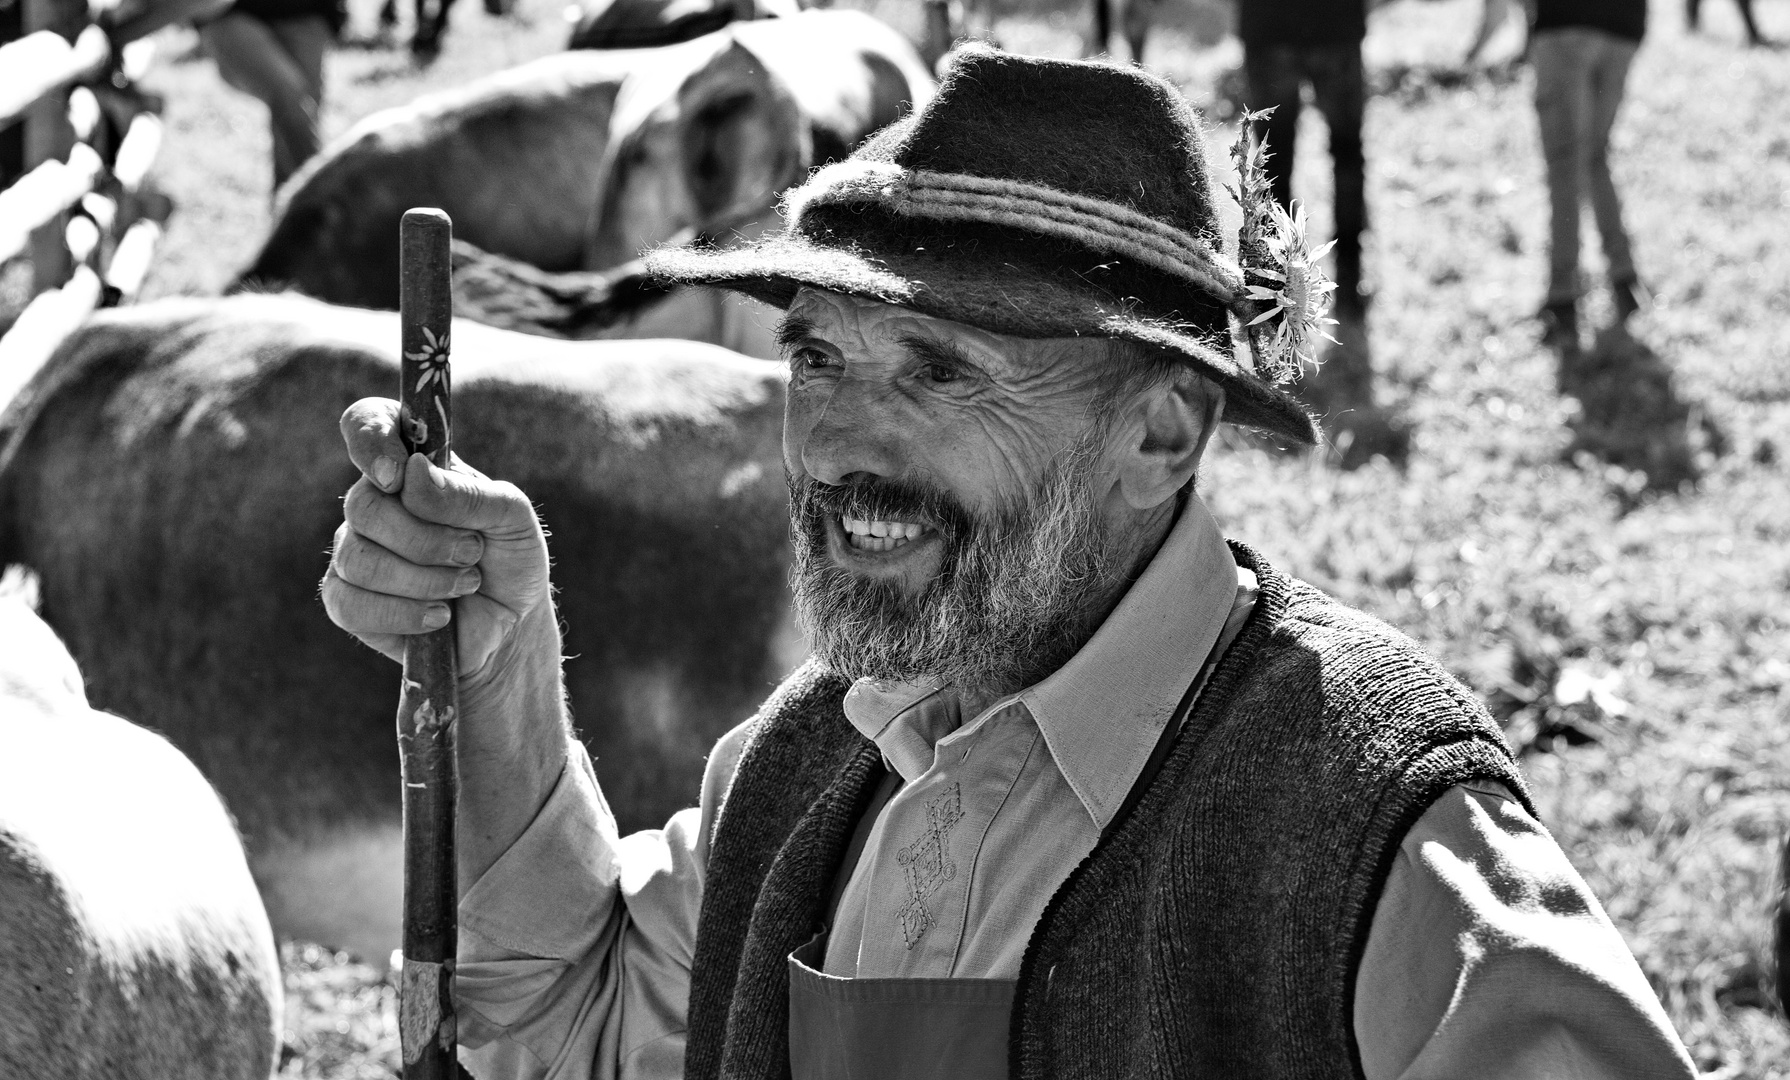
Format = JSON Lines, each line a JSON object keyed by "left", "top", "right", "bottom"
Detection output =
{"left": 98, "top": 0, "right": 1790, "bottom": 1074}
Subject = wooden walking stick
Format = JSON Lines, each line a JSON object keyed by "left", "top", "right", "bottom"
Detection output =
{"left": 396, "top": 206, "right": 460, "bottom": 1080}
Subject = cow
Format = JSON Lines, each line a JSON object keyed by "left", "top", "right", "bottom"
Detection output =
{"left": 0, "top": 586, "right": 283, "bottom": 1080}
{"left": 237, "top": 8, "right": 933, "bottom": 343}
{"left": 0, "top": 293, "right": 797, "bottom": 963}
{"left": 566, "top": 0, "right": 799, "bottom": 51}
{"left": 239, "top": 44, "right": 679, "bottom": 309}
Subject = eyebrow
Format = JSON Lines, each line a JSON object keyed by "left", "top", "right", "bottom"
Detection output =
{"left": 774, "top": 313, "right": 818, "bottom": 351}
{"left": 895, "top": 331, "right": 976, "bottom": 374}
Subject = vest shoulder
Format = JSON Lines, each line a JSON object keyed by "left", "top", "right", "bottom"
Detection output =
{"left": 710, "top": 660, "right": 862, "bottom": 829}
{"left": 1250, "top": 577, "right": 1493, "bottom": 723}
{"left": 1204, "top": 573, "right": 1527, "bottom": 807}
{"left": 742, "top": 659, "right": 854, "bottom": 742}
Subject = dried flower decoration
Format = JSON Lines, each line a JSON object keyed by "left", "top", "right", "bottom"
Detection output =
{"left": 1228, "top": 108, "right": 1278, "bottom": 271}
{"left": 1244, "top": 200, "right": 1338, "bottom": 372}
{"left": 1226, "top": 108, "right": 1338, "bottom": 383}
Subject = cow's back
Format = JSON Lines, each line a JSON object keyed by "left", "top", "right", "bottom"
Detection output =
{"left": 0, "top": 294, "right": 795, "bottom": 959}
{"left": 0, "top": 597, "right": 282, "bottom": 1080}
{"left": 241, "top": 49, "right": 662, "bottom": 306}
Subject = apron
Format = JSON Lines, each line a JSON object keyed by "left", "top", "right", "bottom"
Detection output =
{"left": 788, "top": 766, "right": 1008, "bottom": 1080}
{"left": 786, "top": 626, "right": 1231, "bottom": 1079}
{"left": 787, "top": 932, "right": 1016, "bottom": 1080}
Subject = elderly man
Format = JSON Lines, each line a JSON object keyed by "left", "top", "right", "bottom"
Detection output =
{"left": 323, "top": 47, "right": 1695, "bottom": 1080}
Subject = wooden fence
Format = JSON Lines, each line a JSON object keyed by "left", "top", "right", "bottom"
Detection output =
{"left": 0, "top": 0, "right": 169, "bottom": 378}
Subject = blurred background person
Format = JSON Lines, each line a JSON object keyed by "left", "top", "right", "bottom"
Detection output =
{"left": 1686, "top": 0, "right": 1768, "bottom": 46}
{"left": 1237, "top": 0, "right": 1369, "bottom": 317}
{"left": 198, "top": 0, "right": 346, "bottom": 190}
{"left": 1238, "top": 0, "right": 1404, "bottom": 459}
{"left": 1530, "top": 0, "right": 1646, "bottom": 351}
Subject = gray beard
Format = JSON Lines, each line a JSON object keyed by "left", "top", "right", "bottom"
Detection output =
{"left": 787, "top": 429, "right": 1132, "bottom": 696}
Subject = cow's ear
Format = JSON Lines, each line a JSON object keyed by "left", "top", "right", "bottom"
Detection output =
{"left": 583, "top": 39, "right": 808, "bottom": 270}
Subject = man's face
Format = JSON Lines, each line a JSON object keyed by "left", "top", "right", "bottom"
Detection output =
{"left": 778, "top": 288, "right": 1144, "bottom": 692}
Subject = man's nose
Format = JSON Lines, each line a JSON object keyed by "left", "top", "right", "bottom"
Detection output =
{"left": 797, "top": 373, "right": 906, "bottom": 488}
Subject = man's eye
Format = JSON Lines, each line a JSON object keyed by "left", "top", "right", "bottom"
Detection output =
{"left": 792, "top": 348, "right": 835, "bottom": 371}
{"left": 921, "top": 363, "right": 960, "bottom": 384}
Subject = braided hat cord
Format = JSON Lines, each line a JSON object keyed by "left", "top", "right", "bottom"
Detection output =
{"left": 792, "top": 162, "right": 1247, "bottom": 309}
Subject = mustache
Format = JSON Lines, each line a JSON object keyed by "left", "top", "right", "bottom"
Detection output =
{"left": 788, "top": 472, "right": 977, "bottom": 542}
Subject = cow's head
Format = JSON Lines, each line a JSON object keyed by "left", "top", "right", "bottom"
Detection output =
{"left": 582, "top": 36, "right": 809, "bottom": 273}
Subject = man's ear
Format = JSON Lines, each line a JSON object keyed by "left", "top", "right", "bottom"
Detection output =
{"left": 1114, "top": 375, "right": 1224, "bottom": 510}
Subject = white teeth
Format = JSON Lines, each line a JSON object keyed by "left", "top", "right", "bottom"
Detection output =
{"left": 840, "top": 516, "right": 927, "bottom": 550}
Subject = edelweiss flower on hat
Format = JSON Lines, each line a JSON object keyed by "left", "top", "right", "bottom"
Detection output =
{"left": 648, "top": 44, "right": 1331, "bottom": 445}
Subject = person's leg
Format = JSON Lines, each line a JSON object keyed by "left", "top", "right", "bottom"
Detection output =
{"left": 1292, "top": 39, "right": 1387, "bottom": 439}
{"left": 267, "top": 14, "right": 331, "bottom": 180}
{"left": 1305, "top": 41, "right": 1367, "bottom": 308}
{"left": 1120, "top": 0, "right": 1155, "bottom": 64}
{"left": 1529, "top": 28, "right": 1594, "bottom": 320}
{"left": 200, "top": 12, "right": 324, "bottom": 188}
{"left": 1088, "top": 0, "right": 1112, "bottom": 54}
{"left": 1243, "top": 45, "right": 1304, "bottom": 213}
{"left": 1735, "top": 0, "right": 1765, "bottom": 45}
{"left": 1584, "top": 33, "right": 1639, "bottom": 313}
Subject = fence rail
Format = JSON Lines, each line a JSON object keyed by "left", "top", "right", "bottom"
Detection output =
{"left": 0, "top": 0, "right": 167, "bottom": 382}
{"left": 0, "top": 26, "right": 111, "bottom": 127}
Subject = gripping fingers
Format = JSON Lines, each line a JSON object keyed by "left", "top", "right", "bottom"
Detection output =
{"left": 321, "top": 566, "right": 454, "bottom": 638}
{"left": 343, "top": 478, "right": 485, "bottom": 567}
{"left": 332, "top": 523, "right": 481, "bottom": 601}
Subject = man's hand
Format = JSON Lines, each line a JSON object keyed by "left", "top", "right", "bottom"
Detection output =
{"left": 325, "top": 396, "right": 571, "bottom": 888}
{"left": 322, "top": 397, "right": 551, "bottom": 687}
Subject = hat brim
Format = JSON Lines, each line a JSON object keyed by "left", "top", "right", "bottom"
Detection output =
{"left": 648, "top": 235, "right": 1319, "bottom": 446}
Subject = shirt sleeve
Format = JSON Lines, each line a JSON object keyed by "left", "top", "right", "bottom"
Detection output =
{"left": 454, "top": 722, "right": 754, "bottom": 1080}
{"left": 1354, "top": 781, "right": 1698, "bottom": 1080}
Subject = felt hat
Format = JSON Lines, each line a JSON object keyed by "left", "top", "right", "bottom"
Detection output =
{"left": 648, "top": 44, "right": 1321, "bottom": 444}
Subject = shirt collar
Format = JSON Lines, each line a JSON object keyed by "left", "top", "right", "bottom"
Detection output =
{"left": 841, "top": 676, "right": 954, "bottom": 782}
{"left": 1020, "top": 495, "right": 1240, "bottom": 829}
{"left": 840, "top": 496, "right": 1243, "bottom": 822}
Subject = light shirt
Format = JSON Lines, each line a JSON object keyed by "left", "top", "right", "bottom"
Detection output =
{"left": 824, "top": 494, "right": 1248, "bottom": 978}
{"left": 454, "top": 497, "right": 1696, "bottom": 1080}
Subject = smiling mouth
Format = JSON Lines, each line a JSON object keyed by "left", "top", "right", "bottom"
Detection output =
{"left": 840, "top": 515, "right": 932, "bottom": 553}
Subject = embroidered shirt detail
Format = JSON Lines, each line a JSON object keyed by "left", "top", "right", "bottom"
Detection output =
{"left": 894, "top": 783, "right": 964, "bottom": 949}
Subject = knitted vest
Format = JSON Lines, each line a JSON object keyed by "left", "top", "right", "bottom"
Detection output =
{"left": 682, "top": 544, "right": 1533, "bottom": 1080}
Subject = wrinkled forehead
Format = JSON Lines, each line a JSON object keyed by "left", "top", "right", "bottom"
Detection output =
{"left": 782, "top": 286, "right": 1109, "bottom": 383}
{"left": 784, "top": 286, "right": 1003, "bottom": 352}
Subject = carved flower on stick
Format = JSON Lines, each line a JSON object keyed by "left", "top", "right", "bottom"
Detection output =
{"left": 404, "top": 325, "right": 452, "bottom": 449}
{"left": 406, "top": 326, "right": 451, "bottom": 393}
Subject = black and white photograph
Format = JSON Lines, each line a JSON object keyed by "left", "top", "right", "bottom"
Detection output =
{"left": 0, "top": 0, "right": 1784, "bottom": 1075}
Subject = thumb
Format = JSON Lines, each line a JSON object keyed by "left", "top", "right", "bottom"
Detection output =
{"left": 398, "top": 453, "right": 535, "bottom": 538}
